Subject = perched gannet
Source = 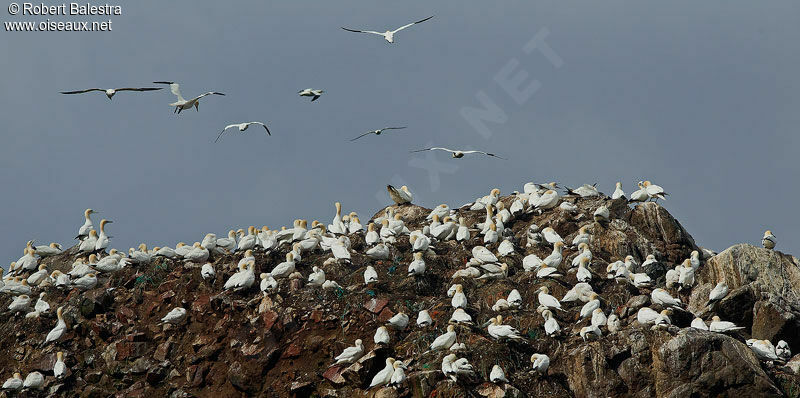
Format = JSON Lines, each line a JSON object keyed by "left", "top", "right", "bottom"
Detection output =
{"left": 225, "top": 261, "right": 256, "bottom": 290}
{"left": 541, "top": 228, "right": 563, "bottom": 245}
{"left": 373, "top": 326, "right": 390, "bottom": 346}
{"left": 483, "top": 223, "right": 499, "bottom": 244}
{"left": 489, "top": 364, "right": 509, "bottom": 384}
{"left": 706, "top": 281, "right": 728, "bottom": 305}
{"left": 430, "top": 325, "right": 457, "bottom": 350}
{"left": 71, "top": 272, "right": 96, "bottom": 291}
{"left": 530, "top": 354, "right": 550, "bottom": 374}
{"left": 266, "top": 253, "right": 294, "bottom": 279}
{"left": 387, "top": 312, "right": 409, "bottom": 330}
{"left": 470, "top": 188, "right": 501, "bottom": 211}
{"left": 322, "top": 279, "right": 341, "bottom": 291}
{"left": 678, "top": 260, "right": 695, "bottom": 290}
{"left": 75, "top": 209, "right": 98, "bottom": 240}
{"left": 130, "top": 244, "right": 153, "bottom": 263}
{"left": 365, "top": 223, "right": 379, "bottom": 245}
{"left": 369, "top": 358, "right": 396, "bottom": 388}
{"left": 8, "top": 294, "right": 30, "bottom": 313}
{"left": 488, "top": 315, "right": 524, "bottom": 340}
{"left": 51, "top": 271, "right": 70, "bottom": 288}
{"left": 537, "top": 264, "right": 562, "bottom": 279}
{"left": 215, "top": 122, "right": 271, "bottom": 143}
{"left": 665, "top": 265, "right": 681, "bottom": 289}
{"left": 492, "top": 298, "right": 510, "bottom": 312}
{"left": 296, "top": 88, "right": 325, "bottom": 102}
{"left": 33, "top": 242, "right": 62, "bottom": 257}
{"left": 776, "top": 340, "right": 791, "bottom": 361}
{"left": 591, "top": 308, "right": 608, "bottom": 328}
{"left": 506, "top": 289, "right": 522, "bottom": 308}
{"left": 607, "top": 314, "right": 621, "bottom": 333}
{"left": 3, "top": 279, "right": 31, "bottom": 296}
{"left": 410, "top": 147, "right": 506, "bottom": 159}
{"left": 27, "top": 264, "right": 49, "bottom": 286}
{"left": 541, "top": 309, "right": 560, "bottom": 336}
{"left": 216, "top": 230, "right": 237, "bottom": 253}
{"left": 451, "top": 266, "right": 480, "bottom": 279}
{"left": 2, "top": 373, "right": 23, "bottom": 390}
{"left": 16, "top": 248, "right": 37, "bottom": 271}
{"left": 611, "top": 182, "right": 626, "bottom": 200}
{"left": 636, "top": 307, "right": 670, "bottom": 326}
{"left": 347, "top": 126, "right": 408, "bottom": 142}
{"left": 417, "top": 310, "right": 433, "bottom": 327}
{"left": 94, "top": 219, "right": 113, "bottom": 252}
{"left": 45, "top": 307, "right": 67, "bottom": 344}
{"left": 363, "top": 266, "right": 379, "bottom": 285}
{"left": 522, "top": 253, "right": 544, "bottom": 272}
{"left": 153, "top": 81, "right": 225, "bottom": 113}
{"left": 643, "top": 181, "right": 668, "bottom": 201}
{"left": 576, "top": 257, "right": 592, "bottom": 283}
{"left": 580, "top": 324, "right": 602, "bottom": 341}
{"left": 641, "top": 254, "right": 658, "bottom": 269}
{"left": 747, "top": 339, "right": 779, "bottom": 361}
{"left": 54, "top": 352, "right": 66, "bottom": 379}
{"left": 593, "top": 206, "right": 610, "bottom": 223}
{"left": 532, "top": 190, "right": 560, "bottom": 210}
{"left": 201, "top": 263, "right": 215, "bottom": 280}
{"left": 78, "top": 230, "right": 99, "bottom": 253}
{"left": 185, "top": 243, "right": 210, "bottom": 263}
{"left": 260, "top": 273, "right": 277, "bottom": 293}
{"left": 307, "top": 266, "right": 325, "bottom": 287}
{"left": 651, "top": 288, "right": 682, "bottom": 308}
{"left": 471, "top": 246, "right": 498, "bottom": 264}
{"left": 348, "top": 215, "right": 364, "bottom": 234}
{"left": 408, "top": 252, "right": 426, "bottom": 276}
{"left": 629, "top": 182, "right": 649, "bottom": 202}
{"left": 580, "top": 294, "right": 601, "bottom": 319}
{"left": 342, "top": 15, "right": 433, "bottom": 43}
{"left": 571, "top": 226, "right": 591, "bottom": 247}
{"left": 330, "top": 237, "right": 352, "bottom": 262}
{"left": 709, "top": 316, "right": 745, "bottom": 333}
{"left": 333, "top": 339, "right": 365, "bottom": 365}
{"left": 34, "top": 292, "right": 50, "bottom": 313}
{"left": 160, "top": 307, "right": 188, "bottom": 325}
{"left": 542, "top": 242, "right": 565, "bottom": 268}
{"left": 442, "top": 353, "right": 474, "bottom": 381}
{"left": 559, "top": 201, "right": 578, "bottom": 213}
{"left": 410, "top": 234, "right": 430, "bottom": 253}
{"left": 22, "top": 372, "right": 43, "bottom": 390}
{"left": 762, "top": 230, "right": 777, "bottom": 250}
{"left": 537, "top": 286, "right": 562, "bottom": 310}
{"left": 691, "top": 317, "right": 709, "bottom": 330}
{"left": 477, "top": 262, "right": 508, "bottom": 280}
{"left": 566, "top": 184, "right": 600, "bottom": 197}
{"left": 450, "top": 284, "right": 467, "bottom": 309}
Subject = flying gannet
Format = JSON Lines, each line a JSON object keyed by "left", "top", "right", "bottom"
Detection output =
{"left": 342, "top": 16, "right": 433, "bottom": 43}
{"left": 298, "top": 88, "right": 324, "bottom": 101}
{"left": 410, "top": 147, "right": 506, "bottom": 159}
{"left": 351, "top": 127, "right": 406, "bottom": 141}
{"left": 153, "top": 81, "right": 225, "bottom": 113}
{"left": 60, "top": 86, "right": 162, "bottom": 100}
{"left": 215, "top": 122, "right": 271, "bottom": 143}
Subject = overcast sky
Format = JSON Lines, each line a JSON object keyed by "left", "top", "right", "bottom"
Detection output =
{"left": 1, "top": 1, "right": 798, "bottom": 265}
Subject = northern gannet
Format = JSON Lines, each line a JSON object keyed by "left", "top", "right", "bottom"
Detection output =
{"left": 68, "top": 256, "right": 93, "bottom": 278}
{"left": 160, "top": 307, "right": 188, "bottom": 325}
{"left": 776, "top": 340, "right": 791, "bottom": 361}
{"left": 691, "top": 317, "right": 708, "bottom": 330}
{"left": 449, "top": 308, "right": 473, "bottom": 324}
{"left": 54, "top": 352, "right": 66, "bottom": 379}
{"left": 530, "top": 354, "right": 550, "bottom": 373}
{"left": 591, "top": 308, "right": 608, "bottom": 328}
{"left": 3, "top": 279, "right": 31, "bottom": 295}
{"left": 387, "top": 312, "right": 409, "bottom": 330}
{"left": 7, "top": 294, "right": 30, "bottom": 313}
{"left": 184, "top": 243, "right": 210, "bottom": 263}
{"left": 75, "top": 209, "right": 98, "bottom": 240}
{"left": 477, "top": 262, "right": 508, "bottom": 280}
{"left": 34, "top": 292, "right": 50, "bottom": 313}
{"left": 410, "top": 147, "right": 506, "bottom": 159}
{"left": 201, "top": 263, "right": 215, "bottom": 280}
{"left": 410, "top": 234, "right": 430, "bottom": 252}
{"left": 566, "top": 184, "right": 600, "bottom": 197}
{"left": 678, "top": 260, "right": 695, "bottom": 290}
{"left": 636, "top": 307, "right": 670, "bottom": 326}
{"left": 94, "top": 219, "right": 113, "bottom": 252}
{"left": 607, "top": 314, "right": 621, "bottom": 333}
{"left": 33, "top": 242, "right": 62, "bottom": 257}
{"left": 51, "top": 271, "right": 70, "bottom": 288}
{"left": 747, "top": 339, "right": 779, "bottom": 361}
{"left": 451, "top": 267, "right": 480, "bottom": 279}
{"left": 417, "top": 310, "right": 433, "bottom": 327}
{"left": 643, "top": 181, "right": 668, "bottom": 201}
{"left": 665, "top": 265, "right": 681, "bottom": 289}
{"left": 351, "top": 127, "right": 407, "bottom": 142}
{"left": 442, "top": 353, "right": 474, "bottom": 381}
{"left": 522, "top": 253, "right": 544, "bottom": 272}
{"left": 27, "top": 264, "right": 49, "bottom": 286}
{"left": 641, "top": 254, "right": 658, "bottom": 269}
{"left": 260, "top": 273, "right": 277, "bottom": 293}
{"left": 329, "top": 202, "right": 346, "bottom": 235}
{"left": 45, "top": 307, "right": 67, "bottom": 344}
{"left": 629, "top": 182, "right": 649, "bottom": 202}
{"left": 333, "top": 339, "right": 364, "bottom": 365}
{"left": 611, "top": 182, "right": 626, "bottom": 200}
{"left": 542, "top": 309, "right": 560, "bottom": 336}
{"left": 492, "top": 298, "right": 510, "bottom": 311}
{"left": 2, "top": 373, "right": 22, "bottom": 390}
{"left": 128, "top": 244, "right": 153, "bottom": 263}
{"left": 709, "top": 316, "right": 745, "bottom": 333}
{"left": 348, "top": 215, "right": 364, "bottom": 234}
{"left": 450, "top": 284, "right": 467, "bottom": 309}
{"left": 78, "top": 230, "right": 100, "bottom": 253}
{"left": 430, "top": 325, "right": 457, "bottom": 351}
{"left": 369, "top": 358, "right": 396, "bottom": 388}
{"left": 365, "top": 223, "right": 379, "bottom": 245}
{"left": 651, "top": 288, "right": 682, "bottom": 308}
{"left": 61, "top": 86, "right": 161, "bottom": 100}
{"left": 541, "top": 227, "right": 563, "bottom": 245}
{"left": 363, "top": 265, "right": 379, "bottom": 285}
{"left": 224, "top": 261, "right": 256, "bottom": 290}
{"left": 487, "top": 315, "right": 524, "bottom": 340}
{"left": 236, "top": 226, "right": 257, "bottom": 252}
{"left": 342, "top": 16, "right": 433, "bottom": 43}
{"left": 593, "top": 206, "right": 610, "bottom": 223}
{"left": 455, "top": 218, "right": 470, "bottom": 242}
{"left": 215, "top": 122, "right": 271, "bottom": 143}
{"left": 330, "top": 237, "right": 352, "bottom": 261}
{"left": 153, "top": 81, "right": 225, "bottom": 113}
{"left": 762, "top": 230, "right": 777, "bottom": 250}
{"left": 507, "top": 289, "right": 522, "bottom": 307}
{"left": 483, "top": 223, "right": 499, "bottom": 244}
{"left": 307, "top": 266, "right": 325, "bottom": 287}
{"left": 580, "top": 293, "right": 601, "bottom": 319}
{"left": 471, "top": 246, "right": 498, "bottom": 264}
{"left": 216, "top": 230, "right": 237, "bottom": 253}
{"left": 22, "top": 372, "right": 43, "bottom": 390}
{"left": 576, "top": 257, "right": 592, "bottom": 283}
{"left": 532, "top": 190, "right": 560, "bottom": 210}
{"left": 536, "top": 264, "right": 562, "bottom": 279}
{"left": 297, "top": 88, "right": 324, "bottom": 102}
{"left": 537, "top": 286, "right": 562, "bottom": 310}
{"left": 389, "top": 360, "right": 407, "bottom": 386}
{"left": 580, "top": 324, "right": 602, "bottom": 341}
{"left": 426, "top": 204, "right": 450, "bottom": 221}
{"left": 408, "top": 252, "right": 426, "bottom": 276}
{"left": 374, "top": 326, "right": 390, "bottom": 346}
{"left": 542, "top": 241, "right": 565, "bottom": 268}
{"left": 72, "top": 272, "right": 97, "bottom": 291}
{"left": 17, "top": 248, "right": 38, "bottom": 271}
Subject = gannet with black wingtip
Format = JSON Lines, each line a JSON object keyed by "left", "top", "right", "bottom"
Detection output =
{"left": 542, "top": 241, "right": 565, "bottom": 269}
{"left": 593, "top": 206, "right": 610, "bottom": 223}
{"left": 201, "top": 263, "right": 215, "bottom": 280}
{"left": 492, "top": 298, "right": 510, "bottom": 312}
{"left": 27, "top": 264, "right": 48, "bottom": 286}
{"left": 580, "top": 293, "right": 601, "bottom": 319}
{"left": 541, "top": 309, "right": 560, "bottom": 336}
{"left": 71, "top": 272, "right": 97, "bottom": 291}
{"left": 532, "top": 190, "right": 560, "bottom": 210}
{"left": 34, "top": 243, "right": 62, "bottom": 257}
{"left": 363, "top": 266, "right": 379, "bottom": 285}
{"left": 410, "top": 147, "right": 506, "bottom": 159}
{"left": 45, "top": 307, "right": 67, "bottom": 344}
{"left": 76, "top": 209, "right": 98, "bottom": 240}
{"left": 16, "top": 248, "right": 37, "bottom": 271}
{"left": 373, "top": 325, "right": 390, "bottom": 346}
{"left": 34, "top": 292, "right": 50, "bottom": 313}
{"left": 629, "top": 182, "right": 649, "bottom": 203}
{"left": 537, "top": 286, "right": 562, "bottom": 310}
{"left": 477, "top": 262, "right": 508, "bottom": 280}
{"left": 566, "top": 184, "right": 599, "bottom": 197}
{"left": 571, "top": 226, "right": 591, "bottom": 247}
{"left": 537, "top": 264, "right": 562, "bottom": 279}
{"left": 643, "top": 181, "right": 668, "bottom": 201}
{"left": 571, "top": 243, "right": 592, "bottom": 268}
{"left": 710, "top": 316, "right": 745, "bottom": 333}
{"left": 61, "top": 86, "right": 161, "bottom": 100}
{"left": 153, "top": 81, "right": 225, "bottom": 114}
{"left": 507, "top": 289, "right": 522, "bottom": 308}
{"left": 389, "top": 360, "right": 407, "bottom": 386}
{"left": 216, "top": 230, "right": 237, "bottom": 253}
{"left": 678, "top": 260, "right": 695, "bottom": 290}
{"left": 488, "top": 315, "right": 524, "bottom": 340}
{"left": 342, "top": 15, "right": 433, "bottom": 43}
{"left": 410, "top": 233, "right": 430, "bottom": 253}
{"left": 483, "top": 223, "right": 499, "bottom": 244}
{"left": 611, "top": 182, "right": 626, "bottom": 200}
{"left": 637, "top": 307, "right": 666, "bottom": 326}
{"left": 762, "top": 230, "right": 777, "bottom": 250}
{"left": 369, "top": 358, "right": 396, "bottom": 388}
{"left": 541, "top": 227, "right": 563, "bottom": 245}
{"left": 51, "top": 271, "right": 70, "bottom": 288}
{"left": 580, "top": 324, "right": 602, "bottom": 341}
{"left": 470, "top": 188, "right": 501, "bottom": 211}
{"left": 22, "top": 372, "right": 44, "bottom": 390}
{"left": 530, "top": 354, "right": 550, "bottom": 374}
{"left": 451, "top": 284, "right": 467, "bottom": 309}
{"left": 260, "top": 273, "right": 277, "bottom": 293}
{"left": 365, "top": 223, "right": 379, "bottom": 245}
{"left": 426, "top": 204, "right": 450, "bottom": 222}
{"left": 417, "top": 310, "right": 432, "bottom": 327}
{"left": 471, "top": 246, "right": 498, "bottom": 264}
{"left": 747, "top": 339, "right": 779, "bottom": 361}
{"left": 297, "top": 87, "right": 324, "bottom": 102}
{"left": 2, "top": 373, "right": 23, "bottom": 390}
{"left": 54, "top": 352, "right": 66, "bottom": 379}
{"left": 430, "top": 325, "right": 456, "bottom": 351}
{"left": 160, "top": 307, "right": 188, "bottom": 325}
{"left": 576, "top": 257, "right": 592, "bottom": 283}
{"left": 333, "top": 339, "right": 364, "bottom": 365}
{"left": 307, "top": 266, "right": 325, "bottom": 288}
{"left": 651, "top": 288, "right": 682, "bottom": 308}
{"left": 225, "top": 261, "right": 256, "bottom": 290}
{"left": 215, "top": 122, "right": 271, "bottom": 143}
{"left": 591, "top": 308, "right": 607, "bottom": 328}
{"left": 269, "top": 253, "right": 296, "bottom": 279}
{"left": 351, "top": 126, "right": 406, "bottom": 142}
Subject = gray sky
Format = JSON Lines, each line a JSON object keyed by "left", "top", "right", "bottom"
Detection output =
{"left": 2, "top": 0, "right": 798, "bottom": 264}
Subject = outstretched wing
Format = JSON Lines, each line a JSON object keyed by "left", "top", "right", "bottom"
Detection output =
{"left": 462, "top": 150, "right": 506, "bottom": 159}
{"left": 250, "top": 122, "right": 271, "bottom": 136}
{"left": 215, "top": 125, "right": 237, "bottom": 143}
{"left": 350, "top": 131, "right": 375, "bottom": 142}
{"left": 194, "top": 92, "right": 226, "bottom": 101}
{"left": 60, "top": 88, "right": 103, "bottom": 94}
{"left": 342, "top": 27, "right": 384, "bottom": 35}
{"left": 392, "top": 16, "right": 434, "bottom": 33}
{"left": 115, "top": 87, "right": 163, "bottom": 92}
{"left": 154, "top": 81, "right": 184, "bottom": 101}
{"left": 410, "top": 147, "right": 454, "bottom": 154}
{"left": 380, "top": 126, "right": 407, "bottom": 132}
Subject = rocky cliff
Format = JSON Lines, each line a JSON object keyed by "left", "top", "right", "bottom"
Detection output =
{"left": 1, "top": 194, "right": 799, "bottom": 397}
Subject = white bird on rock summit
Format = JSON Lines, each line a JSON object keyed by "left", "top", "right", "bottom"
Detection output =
{"left": 410, "top": 147, "right": 506, "bottom": 159}
{"left": 342, "top": 16, "right": 433, "bottom": 43}
{"left": 762, "top": 230, "right": 777, "bottom": 250}
{"left": 61, "top": 86, "right": 161, "bottom": 100}
{"left": 387, "top": 185, "right": 414, "bottom": 205}
{"left": 215, "top": 122, "right": 271, "bottom": 143}
{"left": 154, "top": 81, "right": 225, "bottom": 114}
